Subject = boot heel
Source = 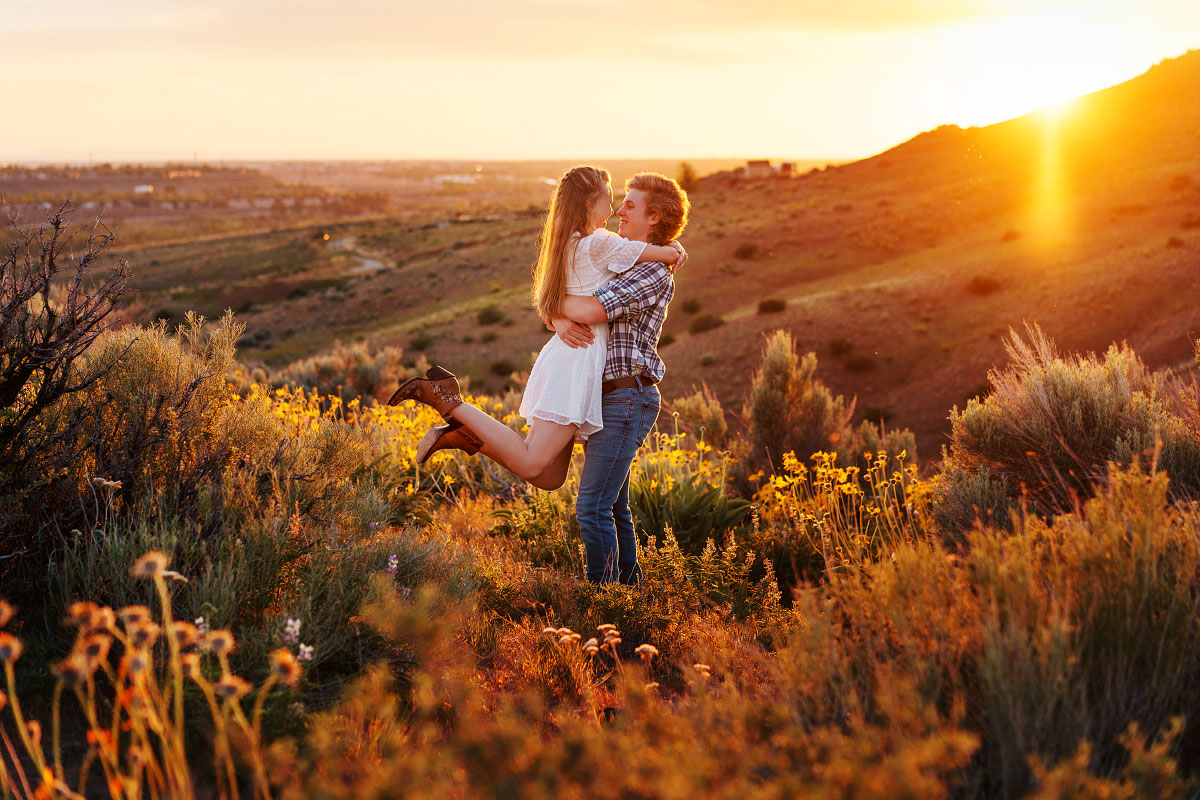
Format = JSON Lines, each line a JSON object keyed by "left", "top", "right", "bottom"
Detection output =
{"left": 426, "top": 365, "right": 456, "bottom": 380}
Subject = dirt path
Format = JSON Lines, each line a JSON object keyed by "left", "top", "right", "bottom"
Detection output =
{"left": 329, "top": 235, "right": 387, "bottom": 273}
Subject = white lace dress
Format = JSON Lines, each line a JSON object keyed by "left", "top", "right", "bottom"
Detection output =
{"left": 519, "top": 229, "right": 647, "bottom": 437}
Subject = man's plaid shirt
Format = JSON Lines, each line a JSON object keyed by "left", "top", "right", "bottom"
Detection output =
{"left": 594, "top": 261, "right": 675, "bottom": 382}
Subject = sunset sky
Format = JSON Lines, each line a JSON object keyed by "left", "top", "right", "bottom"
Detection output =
{"left": 8, "top": 0, "right": 1200, "bottom": 163}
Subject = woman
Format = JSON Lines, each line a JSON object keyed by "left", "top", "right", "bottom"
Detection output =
{"left": 388, "top": 166, "right": 685, "bottom": 490}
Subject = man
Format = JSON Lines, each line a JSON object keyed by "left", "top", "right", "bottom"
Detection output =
{"left": 552, "top": 172, "right": 690, "bottom": 584}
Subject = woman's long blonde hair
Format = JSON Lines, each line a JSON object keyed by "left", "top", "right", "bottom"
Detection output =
{"left": 532, "top": 166, "right": 611, "bottom": 321}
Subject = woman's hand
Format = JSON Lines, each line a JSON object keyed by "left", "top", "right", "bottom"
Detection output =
{"left": 668, "top": 241, "right": 688, "bottom": 274}
{"left": 550, "top": 317, "right": 595, "bottom": 349}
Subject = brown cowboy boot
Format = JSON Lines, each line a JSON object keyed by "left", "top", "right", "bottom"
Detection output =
{"left": 387, "top": 365, "right": 463, "bottom": 419}
{"left": 415, "top": 417, "right": 483, "bottom": 465}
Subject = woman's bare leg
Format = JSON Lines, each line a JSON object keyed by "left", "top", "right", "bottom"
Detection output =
{"left": 528, "top": 440, "right": 576, "bottom": 491}
{"left": 448, "top": 404, "right": 577, "bottom": 480}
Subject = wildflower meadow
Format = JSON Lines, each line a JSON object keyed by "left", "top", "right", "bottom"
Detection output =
{"left": 3, "top": 228, "right": 1200, "bottom": 799}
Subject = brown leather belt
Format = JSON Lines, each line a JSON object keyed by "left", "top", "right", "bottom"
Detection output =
{"left": 602, "top": 375, "right": 658, "bottom": 394}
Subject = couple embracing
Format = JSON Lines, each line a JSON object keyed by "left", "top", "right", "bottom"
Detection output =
{"left": 389, "top": 168, "right": 690, "bottom": 586}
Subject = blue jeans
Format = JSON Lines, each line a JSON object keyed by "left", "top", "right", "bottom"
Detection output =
{"left": 576, "top": 385, "right": 660, "bottom": 584}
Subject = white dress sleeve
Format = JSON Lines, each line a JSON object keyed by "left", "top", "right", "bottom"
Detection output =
{"left": 580, "top": 229, "right": 648, "bottom": 274}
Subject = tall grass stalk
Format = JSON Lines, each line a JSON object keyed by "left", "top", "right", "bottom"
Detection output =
{"left": 0, "top": 551, "right": 304, "bottom": 800}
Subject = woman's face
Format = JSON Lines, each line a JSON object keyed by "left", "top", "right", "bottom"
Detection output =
{"left": 587, "top": 186, "right": 614, "bottom": 230}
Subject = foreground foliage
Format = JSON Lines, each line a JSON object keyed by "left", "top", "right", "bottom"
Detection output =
{"left": 2, "top": 303, "right": 1200, "bottom": 798}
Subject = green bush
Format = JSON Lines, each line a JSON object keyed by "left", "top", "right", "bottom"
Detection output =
{"left": 941, "top": 324, "right": 1200, "bottom": 516}
{"left": 488, "top": 491, "right": 579, "bottom": 570}
{"left": 741, "top": 331, "right": 916, "bottom": 479}
{"left": 670, "top": 385, "right": 728, "bottom": 447}
{"left": 274, "top": 339, "right": 409, "bottom": 403}
{"left": 931, "top": 462, "right": 1015, "bottom": 543}
{"left": 966, "top": 464, "right": 1200, "bottom": 794}
{"left": 680, "top": 298, "right": 701, "bottom": 314}
{"left": 757, "top": 298, "right": 786, "bottom": 314}
{"left": 744, "top": 330, "right": 852, "bottom": 472}
{"left": 630, "top": 472, "right": 752, "bottom": 556}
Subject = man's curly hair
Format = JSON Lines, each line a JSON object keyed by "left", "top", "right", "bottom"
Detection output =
{"left": 626, "top": 172, "right": 690, "bottom": 245}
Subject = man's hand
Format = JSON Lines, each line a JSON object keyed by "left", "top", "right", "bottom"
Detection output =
{"left": 668, "top": 241, "right": 687, "bottom": 274}
{"left": 551, "top": 317, "right": 595, "bottom": 349}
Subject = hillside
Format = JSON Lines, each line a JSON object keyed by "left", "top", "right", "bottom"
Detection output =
{"left": 661, "top": 48, "right": 1200, "bottom": 449}
{"left": 117, "top": 50, "right": 1200, "bottom": 454}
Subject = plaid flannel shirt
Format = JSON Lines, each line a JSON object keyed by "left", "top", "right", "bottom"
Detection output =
{"left": 594, "top": 261, "right": 675, "bottom": 382}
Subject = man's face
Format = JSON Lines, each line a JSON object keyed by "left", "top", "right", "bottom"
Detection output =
{"left": 616, "top": 188, "right": 659, "bottom": 242}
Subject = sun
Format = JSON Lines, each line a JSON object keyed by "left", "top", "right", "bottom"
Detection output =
{"left": 950, "top": 9, "right": 1142, "bottom": 127}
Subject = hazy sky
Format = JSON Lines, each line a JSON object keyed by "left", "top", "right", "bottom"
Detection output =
{"left": 8, "top": 0, "right": 1200, "bottom": 162}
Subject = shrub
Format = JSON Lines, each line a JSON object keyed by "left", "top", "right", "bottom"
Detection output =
{"left": 0, "top": 207, "right": 129, "bottom": 533}
{"left": 1167, "top": 236, "right": 1185, "bottom": 248}
{"left": 688, "top": 313, "right": 724, "bottom": 335}
{"left": 488, "top": 491, "right": 579, "bottom": 570}
{"left": 490, "top": 359, "right": 516, "bottom": 377}
{"left": 829, "top": 337, "right": 853, "bottom": 358}
{"left": 757, "top": 298, "right": 786, "bottom": 314}
{"left": 480, "top": 330, "right": 497, "bottom": 343}
{"left": 941, "top": 324, "right": 1200, "bottom": 517}
{"left": 274, "top": 339, "right": 409, "bottom": 403}
{"left": 733, "top": 243, "right": 758, "bottom": 260}
{"left": 699, "top": 352, "right": 715, "bottom": 366}
{"left": 670, "top": 384, "right": 728, "bottom": 446}
{"left": 627, "top": 429, "right": 749, "bottom": 553}
{"left": 658, "top": 333, "right": 676, "bottom": 347}
{"left": 410, "top": 332, "right": 433, "bottom": 351}
{"left": 742, "top": 331, "right": 916, "bottom": 475}
{"left": 476, "top": 305, "right": 504, "bottom": 325}
{"left": 967, "top": 275, "right": 1003, "bottom": 296}
{"left": 931, "top": 462, "right": 1015, "bottom": 543}
{"left": 641, "top": 531, "right": 783, "bottom": 628}
{"left": 966, "top": 465, "right": 1200, "bottom": 793}
{"left": 3, "top": 314, "right": 245, "bottom": 590}
{"left": 680, "top": 298, "right": 701, "bottom": 314}
{"left": 744, "top": 331, "right": 852, "bottom": 472}
{"left": 676, "top": 161, "right": 698, "bottom": 192}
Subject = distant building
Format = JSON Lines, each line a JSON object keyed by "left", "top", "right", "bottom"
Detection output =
{"left": 778, "top": 162, "right": 797, "bottom": 177}
{"left": 133, "top": 184, "right": 154, "bottom": 195}
{"left": 252, "top": 198, "right": 274, "bottom": 209}
{"left": 744, "top": 160, "right": 773, "bottom": 179}
{"left": 228, "top": 198, "right": 251, "bottom": 210}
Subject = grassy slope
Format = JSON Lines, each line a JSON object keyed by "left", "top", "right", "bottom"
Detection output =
{"left": 120, "top": 50, "right": 1200, "bottom": 452}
